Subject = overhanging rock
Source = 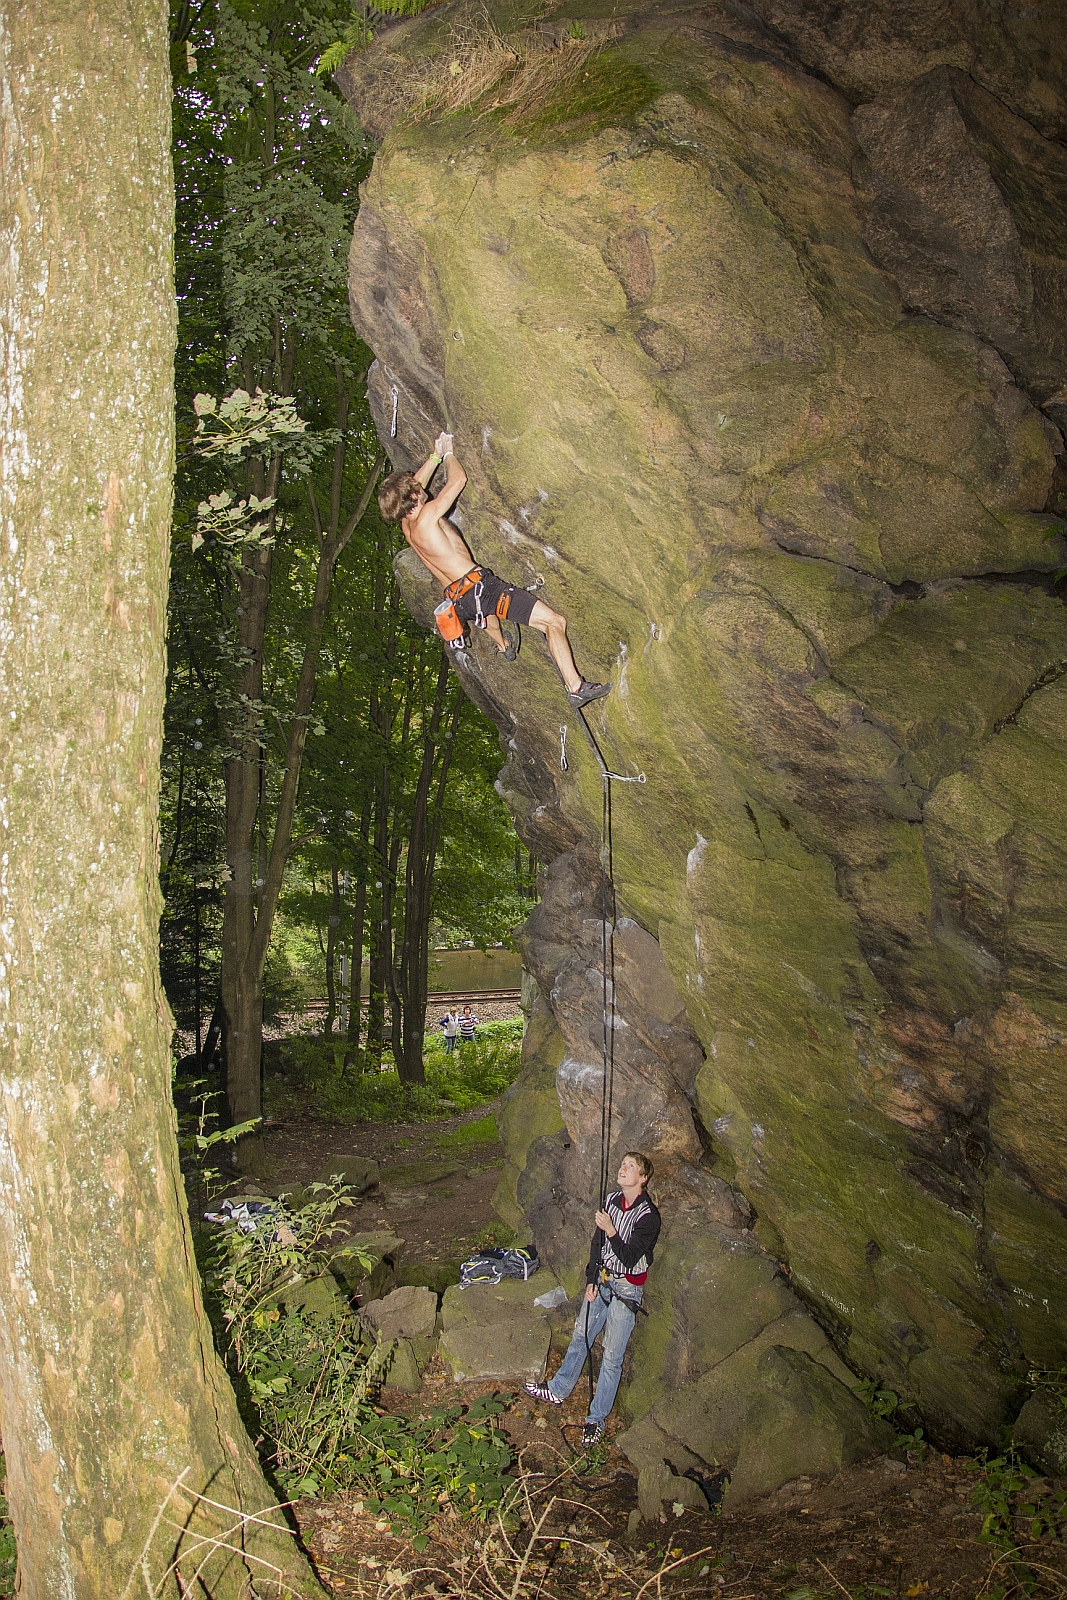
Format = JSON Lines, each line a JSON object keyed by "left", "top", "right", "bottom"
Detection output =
{"left": 341, "top": 0, "right": 1067, "bottom": 1498}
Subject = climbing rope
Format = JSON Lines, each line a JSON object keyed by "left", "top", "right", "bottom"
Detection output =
{"left": 559, "top": 710, "right": 645, "bottom": 1202}
{"left": 555, "top": 705, "right": 647, "bottom": 1429}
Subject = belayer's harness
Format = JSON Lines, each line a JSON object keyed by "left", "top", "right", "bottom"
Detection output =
{"left": 433, "top": 566, "right": 515, "bottom": 650}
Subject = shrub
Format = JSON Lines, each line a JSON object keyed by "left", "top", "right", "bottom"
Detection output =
{"left": 268, "top": 1020, "right": 523, "bottom": 1123}
{"left": 205, "top": 1180, "right": 516, "bottom": 1526}
{"left": 0, "top": 1459, "right": 15, "bottom": 1599}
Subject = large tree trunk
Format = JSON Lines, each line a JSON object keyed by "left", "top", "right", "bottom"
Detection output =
{"left": 220, "top": 437, "right": 382, "bottom": 1166}
{"left": 324, "top": 862, "right": 341, "bottom": 1034}
{"left": 0, "top": 4, "right": 324, "bottom": 1594}
{"left": 395, "top": 652, "right": 460, "bottom": 1084}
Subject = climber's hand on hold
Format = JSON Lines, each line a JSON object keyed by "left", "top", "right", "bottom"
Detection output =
{"left": 434, "top": 430, "right": 454, "bottom": 459}
{"left": 594, "top": 1209, "right": 617, "bottom": 1237}
{"left": 585, "top": 1283, "right": 599, "bottom": 1303}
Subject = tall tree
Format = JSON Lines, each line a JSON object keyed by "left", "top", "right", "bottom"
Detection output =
{"left": 0, "top": 2, "right": 323, "bottom": 1592}
{"left": 168, "top": 0, "right": 385, "bottom": 1164}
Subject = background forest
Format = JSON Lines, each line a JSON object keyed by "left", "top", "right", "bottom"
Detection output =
{"left": 161, "top": 0, "right": 534, "bottom": 1124}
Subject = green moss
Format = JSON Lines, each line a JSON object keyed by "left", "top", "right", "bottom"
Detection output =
{"left": 985, "top": 1166, "right": 1067, "bottom": 1367}
{"left": 835, "top": 587, "right": 1067, "bottom": 789}
{"left": 380, "top": 1159, "right": 461, "bottom": 1187}
{"left": 515, "top": 52, "right": 659, "bottom": 139}
{"left": 626, "top": 1215, "right": 795, "bottom": 1421}
{"left": 438, "top": 1112, "right": 500, "bottom": 1150}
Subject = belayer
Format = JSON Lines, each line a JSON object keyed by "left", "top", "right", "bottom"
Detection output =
{"left": 525, "top": 1151, "right": 660, "bottom": 1446}
{"left": 378, "top": 432, "right": 612, "bottom": 710}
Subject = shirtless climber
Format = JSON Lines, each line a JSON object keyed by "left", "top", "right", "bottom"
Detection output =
{"left": 378, "top": 433, "right": 611, "bottom": 710}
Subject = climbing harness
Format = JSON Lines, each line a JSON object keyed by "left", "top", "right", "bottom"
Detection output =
{"left": 436, "top": 565, "right": 518, "bottom": 650}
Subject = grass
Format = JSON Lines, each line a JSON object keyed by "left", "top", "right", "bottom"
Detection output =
{"left": 415, "top": 28, "right": 657, "bottom": 136}
{"left": 0, "top": 1459, "right": 14, "bottom": 1599}
{"left": 355, "top": 9, "right": 658, "bottom": 143}
{"left": 266, "top": 1020, "right": 523, "bottom": 1125}
{"left": 439, "top": 1112, "right": 500, "bottom": 1151}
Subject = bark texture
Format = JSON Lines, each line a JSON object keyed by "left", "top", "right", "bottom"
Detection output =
{"left": 0, "top": 3, "right": 323, "bottom": 1593}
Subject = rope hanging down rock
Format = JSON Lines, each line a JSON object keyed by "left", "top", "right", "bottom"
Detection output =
{"left": 557, "top": 706, "right": 646, "bottom": 1435}
{"left": 559, "top": 710, "right": 645, "bottom": 1203}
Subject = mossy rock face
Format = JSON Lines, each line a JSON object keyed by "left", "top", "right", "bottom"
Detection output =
{"left": 493, "top": 990, "right": 565, "bottom": 1233}
{"left": 343, "top": 0, "right": 1067, "bottom": 1468}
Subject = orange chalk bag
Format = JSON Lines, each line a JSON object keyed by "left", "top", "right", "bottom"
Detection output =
{"left": 433, "top": 597, "right": 466, "bottom": 645}
{"left": 434, "top": 565, "right": 487, "bottom": 650}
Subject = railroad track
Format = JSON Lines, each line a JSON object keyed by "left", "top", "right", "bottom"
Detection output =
{"left": 304, "top": 989, "right": 522, "bottom": 1009}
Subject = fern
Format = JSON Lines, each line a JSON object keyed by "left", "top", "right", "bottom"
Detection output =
{"left": 316, "top": 0, "right": 439, "bottom": 74}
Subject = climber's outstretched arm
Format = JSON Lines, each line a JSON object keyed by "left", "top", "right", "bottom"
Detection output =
{"left": 428, "top": 434, "right": 466, "bottom": 517}
{"left": 413, "top": 431, "right": 467, "bottom": 517}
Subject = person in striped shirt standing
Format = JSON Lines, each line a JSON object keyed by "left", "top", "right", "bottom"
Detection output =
{"left": 458, "top": 1004, "right": 478, "bottom": 1044}
{"left": 525, "top": 1151, "right": 660, "bottom": 1446}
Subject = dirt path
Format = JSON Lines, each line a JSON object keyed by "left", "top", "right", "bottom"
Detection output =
{"left": 293, "top": 1398, "right": 1066, "bottom": 1598}
{"left": 203, "top": 1102, "right": 1066, "bottom": 1597}
{"left": 224, "top": 1101, "right": 510, "bottom": 1273}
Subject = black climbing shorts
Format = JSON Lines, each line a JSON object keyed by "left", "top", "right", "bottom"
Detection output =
{"left": 452, "top": 568, "right": 539, "bottom": 628}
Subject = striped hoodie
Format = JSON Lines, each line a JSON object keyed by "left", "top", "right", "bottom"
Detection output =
{"left": 585, "top": 1188, "right": 661, "bottom": 1287}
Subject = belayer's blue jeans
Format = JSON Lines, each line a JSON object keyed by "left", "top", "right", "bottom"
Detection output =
{"left": 546, "top": 1280, "right": 642, "bottom": 1424}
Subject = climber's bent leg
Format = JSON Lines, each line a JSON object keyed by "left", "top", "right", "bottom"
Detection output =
{"left": 587, "top": 1285, "right": 641, "bottom": 1424}
{"left": 544, "top": 1290, "right": 611, "bottom": 1402}
{"left": 527, "top": 600, "right": 584, "bottom": 694}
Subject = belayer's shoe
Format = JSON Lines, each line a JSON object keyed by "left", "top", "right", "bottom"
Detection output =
{"left": 581, "top": 1421, "right": 604, "bottom": 1448}
{"left": 567, "top": 680, "right": 612, "bottom": 709}
{"left": 524, "top": 1381, "right": 562, "bottom": 1406}
{"left": 498, "top": 619, "right": 520, "bottom": 661}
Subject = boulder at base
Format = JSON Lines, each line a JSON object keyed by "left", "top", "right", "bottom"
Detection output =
{"left": 316, "top": 1155, "right": 380, "bottom": 1195}
{"left": 438, "top": 1273, "right": 558, "bottom": 1382}
{"left": 329, "top": 1230, "right": 405, "bottom": 1300}
{"left": 620, "top": 1326, "right": 892, "bottom": 1515}
{"left": 1013, "top": 1393, "right": 1067, "bottom": 1476}
{"left": 360, "top": 1284, "right": 437, "bottom": 1343}
{"left": 381, "top": 1338, "right": 425, "bottom": 1393}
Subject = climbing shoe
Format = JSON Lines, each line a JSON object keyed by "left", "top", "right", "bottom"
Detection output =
{"left": 524, "top": 1381, "right": 561, "bottom": 1406}
{"left": 498, "top": 619, "right": 520, "bottom": 661}
{"left": 581, "top": 1421, "right": 604, "bottom": 1448}
{"left": 567, "top": 680, "right": 612, "bottom": 709}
